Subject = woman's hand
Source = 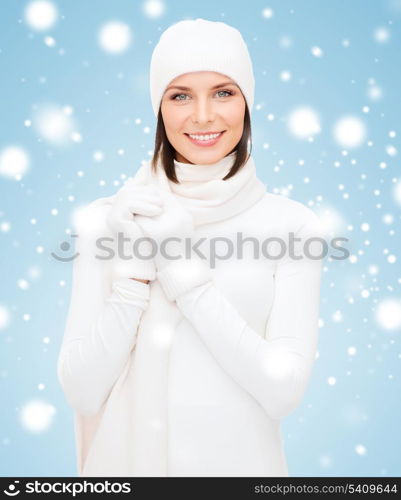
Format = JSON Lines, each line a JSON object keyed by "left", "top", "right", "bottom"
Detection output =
{"left": 135, "top": 188, "right": 213, "bottom": 301}
{"left": 106, "top": 182, "right": 165, "bottom": 281}
{"left": 134, "top": 189, "right": 195, "bottom": 273}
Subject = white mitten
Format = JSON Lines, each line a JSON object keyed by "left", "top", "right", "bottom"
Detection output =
{"left": 106, "top": 183, "right": 164, "bottom": 281}
{"left": 135, "top": 189, "right": 213, "bottom": 301}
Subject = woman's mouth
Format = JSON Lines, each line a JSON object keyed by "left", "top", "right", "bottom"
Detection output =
{"left": 185, "top": 131, "right": 225, "bottom": 147}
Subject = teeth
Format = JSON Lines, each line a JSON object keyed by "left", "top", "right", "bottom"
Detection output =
{"left": 188, "top": 132, "right": 221, "bottom": 141}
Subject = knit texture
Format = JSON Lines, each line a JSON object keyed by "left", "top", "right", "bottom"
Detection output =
{"left": 156, "top": 257, "right": 213, "bottom": 302}
{"left": 149, "top": 18, "right": 255, "bottom": 116}
{"left": 60, "top": 151, "right": 270, "bottom": 476}
{"left": 58, "top": 175, "right": 325, "bottom": 476}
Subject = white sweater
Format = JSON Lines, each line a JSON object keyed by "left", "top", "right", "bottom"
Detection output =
{"left": 58, "top": 186, "right": 325, "bottom": 477}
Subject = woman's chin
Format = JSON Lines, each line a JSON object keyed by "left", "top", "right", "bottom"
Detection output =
{"left": 177, "top": 146, "right": 229, "bottom": 164}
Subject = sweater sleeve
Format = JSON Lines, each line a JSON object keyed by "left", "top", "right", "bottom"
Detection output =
{"left": 166, "top": 209, "right": 325, "bottom": 421}
{"left": 57, "top": 201, "right": 150, "bottom": 417}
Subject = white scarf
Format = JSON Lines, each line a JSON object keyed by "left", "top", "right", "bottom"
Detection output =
{"left": 75, "top": 151, "right": 266, "bottom": 476}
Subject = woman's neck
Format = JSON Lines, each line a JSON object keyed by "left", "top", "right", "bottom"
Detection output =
{"left": 173, "top": 151, "right": 236, "bottom": 184}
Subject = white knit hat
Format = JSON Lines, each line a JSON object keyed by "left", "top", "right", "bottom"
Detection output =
{"left": 149, "top": 18, "right": 255, "bottom": 117}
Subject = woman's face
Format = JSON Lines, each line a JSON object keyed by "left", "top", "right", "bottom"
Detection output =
{"left": 160, "top": 71, "right": 246, "bottom": 164}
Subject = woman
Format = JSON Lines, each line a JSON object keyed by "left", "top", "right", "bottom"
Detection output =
{"left": 57, "top": 18, "right": 326, "bottom": 477}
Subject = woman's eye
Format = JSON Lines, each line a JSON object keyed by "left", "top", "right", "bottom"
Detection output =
{"left": 216, "top": 90, "right": 233, "bottom": 97}
{"left": 171, "top": 93, "right": 187, "bottom": 101}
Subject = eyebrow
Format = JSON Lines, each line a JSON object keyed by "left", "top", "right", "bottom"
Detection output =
{"left": 164, "top": 81, "right": 239, "bottom": 94}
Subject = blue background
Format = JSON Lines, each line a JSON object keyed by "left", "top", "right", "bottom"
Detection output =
{"left": 0, "top": 0, "right": 400, "bottom": 477}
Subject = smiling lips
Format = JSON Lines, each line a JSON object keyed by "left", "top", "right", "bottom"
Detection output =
{"left": 185, "top": 131, "right": 225, "bottom": 146}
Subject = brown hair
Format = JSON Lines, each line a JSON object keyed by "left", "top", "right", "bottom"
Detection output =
{"left": 150, "top": 103, "right": 253, "bottom": 183}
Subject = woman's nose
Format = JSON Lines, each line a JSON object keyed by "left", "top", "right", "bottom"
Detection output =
{"left": 191, "top": 98, "right": 215, "bottom": 123}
